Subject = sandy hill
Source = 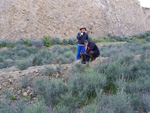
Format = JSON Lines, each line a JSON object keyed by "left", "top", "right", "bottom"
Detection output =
{"left": 0, "top": 0, "right": 150, "bottom": 41}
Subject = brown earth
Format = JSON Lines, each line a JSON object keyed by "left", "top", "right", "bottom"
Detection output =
{"left": 0, "top": 0, "right": 150, "bottom": 41}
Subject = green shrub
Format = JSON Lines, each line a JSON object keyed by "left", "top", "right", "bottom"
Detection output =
{"left": 33, "top": 77, "right": 67, "bottom": 106}
{"left": 6, "top": 42, "right": 15, "bottom": 48}
{"left": 24, "top": 39, "right": 31, "bottom": 46}
{"left": 17, "top": 50, "right": 29, "bottom": 57}
{"left": 63, "top": 51, "right": 75, "bottom": 63}
{"left": 1, "top": 89, "right": 14, "bottom": 100}
{"left": 82, "top": 104, "right": 97, "bottom": 113}
{"left": 30, "top": 40, "right": 44, "bottom": 48}
{"left": 0, "top": 40, "right": 7, "bottom": 48}
{"left": 0, "top": 56, "right": 4, "bottom": 62}
{"left": 43, "top": 36, "right": 52, "bottom": 47}
{"left": 126, "top": 76, "right": 150, "bottom": 94}
{"left": 70, "top": 62, "right": 86, "bottom": 74}
{"left": 42, "top": 66, "right": 54, "bottom": 76}
{"left": 0, "top": 60, "right": 15, "bottom": 69}
{"left": 51, "top": 45, "right": 64, "bottom": 54}
{"left": 68, "top": 38, "right": 77, "bottom": 45}
{"left": 97, "top": 92, "right": 133, "bottom": 113}
{"left": 102, "top": 55, "right": 137, "bottom": 80}
{"left": 25, "top": 100, "right": 48, "bottom": 113}
{"left": 62, "top": 39, "right": 68, "bottom": 45}
{"left": 84, "top": 69, "right": 107, "bottom": 95}
{"left": 32, "top": 49, "right": 51, "bottom": 66}
{"left": 131, "top": 94, "right": 142, "bottom": 111}
{"left": 63, "top": 51, "right": 73, "bottom": 58}
{"left": 16, "top": 38, "right": 26, "bottom": 45}
{"left": 141, "top": 93, "right": 150, "bottom": 112}
{"left": 68, "top": 69, "right": 106, "bottom": 104}
{"left": 16, "top": 59, "right": 31, "bottom": 70}
{"left": 0, "top": 49, "right": 16, "bottom": 60}
{"left": 51, "top": 37, "right": 60, "bottom": 44}
{"left": 69, "top": 46, "right": 77, "bottom": 53}
{"left": 146, "top": 36, "right": 150, "bottom": 42}
{"left": 15, "top": 45, "right": 28, "bottom": 51}
{"left": 21, "top": 75, "right": 30, "bottom": 88}
{"left": 56, "top": 93, "right": 77, "bottom": 112}
{"left": 0, "top": 99, "right": 15, "bottom": 113}
{"left": 56, "top": 62, "right": 62, "bottom": 74}
{"left": 28, "top": 46, "right": 38, "bottom": 54}
{"left": 0, "top": 99, "right": 26, "bottom": 113}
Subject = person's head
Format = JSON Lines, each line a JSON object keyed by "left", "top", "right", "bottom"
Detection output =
{"left": 84, "top": 40, "right": 89, "bottom": 46}
{"left": 80, "top": 26, "right": 86, "bottom": 33}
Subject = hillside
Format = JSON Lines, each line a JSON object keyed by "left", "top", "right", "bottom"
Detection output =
{"left": 0, "top": 0, "right": 150, "bottom": 41}
{"left": 1, "top": 34, "right": 150, "bottom": 112}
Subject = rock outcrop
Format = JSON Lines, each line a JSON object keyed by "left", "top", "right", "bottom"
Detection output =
{"left": 143, "top": 7, "right": 150, "bottom": 30}
{"left": 0, "top": 0, "right": 150, "bottom": 41}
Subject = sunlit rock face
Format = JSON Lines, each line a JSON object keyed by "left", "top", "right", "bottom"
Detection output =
{"left": 0, "top": 0, "right": 149, "bottom": 41}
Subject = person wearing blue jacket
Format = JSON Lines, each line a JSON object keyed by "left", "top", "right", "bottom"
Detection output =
{"left": 76, "top": 26, "right": 89, "bottom": 60}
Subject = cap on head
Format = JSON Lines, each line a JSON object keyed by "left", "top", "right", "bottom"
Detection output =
{"left": 80, "top": 26, "right": 86, "bottom": 31}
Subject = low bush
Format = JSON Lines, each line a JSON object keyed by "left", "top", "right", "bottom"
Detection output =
{"left": 70, "top": 62, "right": 86, "bottom": 74}
{"left": 32, "top": 49, "right": 51, "bottom": 66}
{"left": 126, "top": 76, "right": 150, "bottom": 94}
{"left": 97, "top": 92, "right": 133, "bottom": 113}
{"left": 68, "top": 38, "right": 77, "bottom": 45}
{"left": 42, "top": 66, "right": 54, "bottom": 76}
{"left": 1, "top": 89, "right": 15, "bottom": 100}
{"left": 0, "top": 60, "right": 15, "bottom": 69}
{"left": 51, "top": 37, "right": 60, "bottom": 44}
{"left": 82, "top": 103, "right": 97, "bottom": 113}
{"left": 69, "top": 46, "right": 77, "bottom": 53}
{"left": 0, "top": 40, "right": 7, "bottom": 48}
{"left": 68, "top": 69, "right": 107, "bottom": 103}
{"left": 146, "top": 36, "right": 150, "bottom": 42}
{"left": 29, "top": 40, "right": 44, "bottom": 48}
{"left": 16, "top": 38, "right": 26, "bottom": 45}
{"left": 25, "top": 100, "right": 48, "bottom": 113}
{"left": 62, "top": 51, "right": 75, "bottom": 63}
{"left": 28, "top": 46, "right": 38, "bottom": 54}
{"left": 42, "top": 36, "right": 52, "bottom": 47}
{"left": 6, "top": 42, "right": 15, "bottom": 48}
{"left": 56, "top": 93, "right": 77, "bottom": 112}
{"left": 17, "top": 50, "right": 29, "bottom": 57}
{"left": 16, "top": 59, "right": 31, "bottom": 70}
{"left": 0, "top": 56, "right": 4, "bottom": 62}
{"left": 141, "top": 93, "right": 150, "bottom": 112}
{"left": 0, "top": 99, "right": 15, "bottom": 113}
{"left": 15, "top": 45, "right": 28, "bottom": 51}
{"left": 51, "top": 45, "right": 64, "bottom": 54}
{"left": 62, "top": 39, "right": 68, "bottom": 45}
{"left": 33, "top": 77, "right": 67, "bottom": 106}
{"left": 21, "top": 75, "right": 30, "bottom": 88}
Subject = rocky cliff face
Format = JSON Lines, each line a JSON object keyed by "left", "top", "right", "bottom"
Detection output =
{"left": 143, "top": 7, "right": 150, "bottom": 30}
{"left": 0, "top": 0, "right": 150, "bottom": 41}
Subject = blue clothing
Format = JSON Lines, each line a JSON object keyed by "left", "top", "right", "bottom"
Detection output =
{"left": 77, "top": 32, "right": 89, "bottom": 45}
{"left": 76, "top": 32, "right": 89, "bottom": 60}
{"left": 76, "top": 45, "right": 86, "bottom": 60}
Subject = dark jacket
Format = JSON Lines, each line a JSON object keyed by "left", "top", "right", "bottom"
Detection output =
{"left": 77, "top": 32, "right": 89, "bottom": 45}
{"left": 86, "top": 42, "right": 100, "bottom": 55}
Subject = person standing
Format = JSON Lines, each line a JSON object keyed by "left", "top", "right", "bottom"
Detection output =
{"left": 76, "top": 26, "right": 89, "bottom": 60}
